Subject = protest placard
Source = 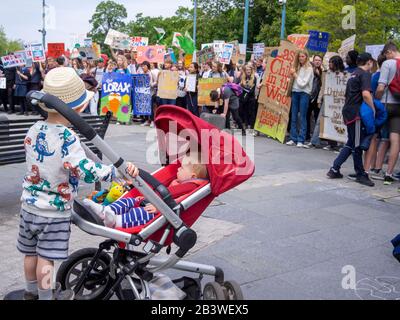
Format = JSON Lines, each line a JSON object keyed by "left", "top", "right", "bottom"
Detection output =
{"left": 219, "top": 43, "right": 234, "bottom": 64}
{"left": 132, "top": 74, "right": 152, "bottom": 116}
{"left": 48, "top": 43, "right": 65, "bottom": 58}
{"left": 287, "top": 34, "right": 310, "bottom": 50}
{"left": 136, "top": 45, "right": 166, "bottom": 64}
{"left": 186, "top": 74, "right": 197, "bottom": 92}
{"left": 338, "top": 35, "right": 356, "bottom": 61}
{"left": 157, "top": 70, "right": 179, "bottom": 100}
{"left": 79, "top": 47, "right": 95, "bottom": 60}
{"left": 201, "top": 43, "right": 213, "bottom": 50}
{"left": 0, "top": 77, "right": 6, "bottom": 89}
{"left": 130, "top": 37, "right": 149, "bottom": 50}
{"left": 198, "top": 78, "right": 226, "bottom": 106}
{"left": 16, "top": 50, "right": 32, "bottom": 68}
{"left": 24, "top": 44, "right": 33, "bottom": 60}
{"left": 366, "top": 44, "right": 384, "bottom": 60}
{"left": 184, "top": 54, "right": 193, "bottom": 68}
{"left": 1, "top": 52, "right": 26, "bottom": 68}
{"left": 84, "top": 38, "right": 93, "bottom": 47}
{"left": 111, "top": 36, "right": 131, "bottom": 50}
{"left": 30, "top": 43, "right": 45, "bottom": 62}
{"left": 320, "top": 71, "right": 349, "bottom": 143}
{"left": 253, "top": 43, "right": 265, "bottom": 60}
{"left": 165, "top": 48, "right": 177, "bottom": 63}
{"left": 307, "top": 30, "right": 330, "bottom": 53}
{"left": 213, "top": 41, "right": 225, "bottom": 60}
{"left": 197, "top": 47, "right": 215, "bottom": 64}
{"left": 104, "top": 29, "right": 129, "bottom": 46}
{"left": 255, "top": 40, "right": 299, "bottom": 143}
{"left": 100, "top": 72, "right": 132, "bottom": 123}
{"left": 92, "top": 42, "right": 101, "bottom": 59}
{"left": 264, "top": 47, "right": 279, "bottom": 58}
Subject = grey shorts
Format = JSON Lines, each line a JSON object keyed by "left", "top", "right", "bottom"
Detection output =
{"left": 386, "top": 103, "right": 400, "bottom": 134}
{"left": 17, "top": 209, "right": 71, "bottom": 261}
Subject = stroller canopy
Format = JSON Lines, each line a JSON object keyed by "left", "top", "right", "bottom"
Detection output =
{"left": 155, "top": 106, "right": 255, "bottom": 196}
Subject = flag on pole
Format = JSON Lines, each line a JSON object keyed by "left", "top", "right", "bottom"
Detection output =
{"left": 172, "top": 31, "right": 195, "bottom": 54}
{"left": 154, "top": 27, "right": 166, "bottom": 43}
{"left": 44, "top": 4, "right": 56, "bottom": 30}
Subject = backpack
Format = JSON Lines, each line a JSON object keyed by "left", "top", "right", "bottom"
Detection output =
{"left": 389, "top": 59, "right": 400, "bottom": 99}
{"left": 222, "top": 82, "right": 243, "bottom": 97}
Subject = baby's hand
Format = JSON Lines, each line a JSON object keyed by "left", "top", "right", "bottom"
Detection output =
{"left": 144, "top": 204, "right": 158, "bottom": 214}
{"left": 124, "top": 162, "right": 139, "bottom": 184}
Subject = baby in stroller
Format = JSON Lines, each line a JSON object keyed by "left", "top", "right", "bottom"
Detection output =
{"left": 83, "top": 152, "right": 209, "bottom": 229}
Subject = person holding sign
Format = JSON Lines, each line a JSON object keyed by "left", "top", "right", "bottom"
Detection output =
{"left": 185, "top": 62, "right": 200, "bottom": 117}
{"left": 14, "top": 65, "right": 31, "bottom": 115}
{"left": 327, "top": 53, "right": 375, "bottom": 187}
{"left": 286, "top": 50, "right": 314, "bottom": 148}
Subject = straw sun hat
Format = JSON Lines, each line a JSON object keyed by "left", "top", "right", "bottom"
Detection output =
{"left": 39, "top": 67, "right": 94, "bottom": 113}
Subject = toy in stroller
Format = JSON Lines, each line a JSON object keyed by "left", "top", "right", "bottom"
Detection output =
{"left": 24, "top": 92, "right": 255, "bottom": 300}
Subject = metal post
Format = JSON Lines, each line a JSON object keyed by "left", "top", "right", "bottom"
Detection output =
{"left": 243, "top": 0, "right": 250, "bottom": 46}
{"left": 41, "top": 0, "right": 47, "bottom": 48}
{"left": 193, "top": 0, "right": 197, "bottom": 48}
{"left": 280, "top": 1, "right": 287, "bottom": 40}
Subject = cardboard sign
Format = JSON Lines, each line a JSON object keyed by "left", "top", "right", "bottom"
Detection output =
{"left": 255, "top": 40, "right": 299, "bottom": 143}
{"left": 165, "top": 49, "right": 177, "bottom": 64}
{"left": 30, "top": 43, "right": 45, "bottom": 62}
{"left": 307, "top": 30, "right": 330, "bottom": 53}
{"left": 132, "top": 74, "right": 152, "bottom": 116}
{"left": 84, "top": 38, "right": 93, "bottom": 47}
{"left": 198, "top": 78, "right": 226, "bottom": 106}
{"left": 287, "top": 34, "right": 310, "bottom": 50}
{"left": 100, "top": 72, "right": 132, "bottom": 123}
{"left": 79, "top": 47, "right": 95, "bottom": 60}
{"left": 0, "top": 77, "right": 6, "bottom": 89}
{"left": 24, "top": 44, "right": 33, "bottom": 59}
{"left": 136, "top": 45, "right": 166, "bottom": 64}
{"left": 184, "top": 54, "right": 193, "bottom": 68}
{"left": 130, "top": 37, "right": 149, "bottom": 50}
{"left": 1, "top": 52, "right": 26, "bottom": 68}
{"left": 213, "top": 41, "right": 225, "bottom": 60}
{"left": 201, "top": 43, "right": 213, "bottom": 50}
{"left": 92, "top": 42, "right": 102, "bottom": 59}
{"left": 338, "top": 35, "right": 356, "bottom": 61}
{"left": 104, "top": 29, "right": 130, "bottom": 46}
{"left": 16, "top": 50, "right": 32, "bottom": 68}
{"left": 320, "top": 71, "right": 349, "bottom": 143}
{"left": 366, "top": 44, "right": 384, "bottom": 60}
{"left": 197, "top": 47, "right": 215, "bottom": 65}
{"left": 186, "top": 74, "right": 197, "bottom": 92}
{"left": 48, "top": 43, "right": 65, "bottom": 58}
{"left": 253, "top": 43, "right": 265, "bottom": 60}
{"left": 112, "top": 36, "right": 131, "bottom": 50}
{"left": 219, "top": 43, "right": 234, "bottom": 65}
{"left": 264, "top": 47, "right": 279, "bottom": 58}
{"left": 157, "top": 70, "right": 179, "bottom": 100}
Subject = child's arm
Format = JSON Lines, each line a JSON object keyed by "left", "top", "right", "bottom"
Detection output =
{"left": 62, "top": 130, "right": 137, "bottom": 183}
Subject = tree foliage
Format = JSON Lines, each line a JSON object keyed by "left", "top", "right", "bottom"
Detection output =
{"left": 0, "top": 26, "right": 23, "bottom": 56}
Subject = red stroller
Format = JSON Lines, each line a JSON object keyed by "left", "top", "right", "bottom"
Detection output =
{"left": 27, "top": 92, "right": 255, "bottom": 300}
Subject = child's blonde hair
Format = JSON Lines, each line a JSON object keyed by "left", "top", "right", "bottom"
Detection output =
{"left": 183, "top": 152, "right": 209, "bottom": 179}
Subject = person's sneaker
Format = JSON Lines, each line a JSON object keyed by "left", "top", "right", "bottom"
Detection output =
{"left": 296, "top": 142, "right": 304, "bottom": 148}
{"left": 393, "top": 172, "right": 400, "bottom": 180}
{"left": 53, "top": 282, "right": 75, "bottom": 300}
{"left": 149, "top": 122, "right": 155, "bottom": 128}
{"left": 301, "top": 143, "right": 310, "bottom": 149}
{"left": 384, "top": 174, "right": 398, "bottom": 185}
{"left": 323, "top": 145, "right": 333, "bottom": 151}
{"left": 370, "top": 169, "right": 385, "bottom": 181}
{"left": 347, "top": 173, "right": 357, "bottom": 181}
{"left": 23, "top": 291, "right": 39, "bottom": 301}
{"left": 327, "top": 168, "right": 343, "bottom": 179}
{"left": 286, "top": 140, "right": 296, "bottom": 146}
{"left": 16, "top": 112, "right": 24, "bottom": 115}
{"left": 356, "top": 175, "right": 375, "bottom": 187}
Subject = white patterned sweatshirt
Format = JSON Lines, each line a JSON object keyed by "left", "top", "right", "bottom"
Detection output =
{"left": 21, "top": 121, "right": 117, "bottom": 219}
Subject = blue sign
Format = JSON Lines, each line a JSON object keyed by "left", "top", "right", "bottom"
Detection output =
{"left": 132, "top": 74, "right": 152, "bottom": 116}
{"left": 307, "top": 30, "right": 330, "bottom": 53}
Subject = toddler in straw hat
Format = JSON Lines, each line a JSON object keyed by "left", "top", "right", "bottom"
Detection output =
{"left": 17, "top": 67, "right": 138, "bottom": 300}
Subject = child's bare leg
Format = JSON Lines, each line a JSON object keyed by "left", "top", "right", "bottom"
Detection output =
{"left": 36, "top": 257, "right": 54, "bottom": 300}
{"left": 24, "top": 255, "right": 38, "bottom": 296}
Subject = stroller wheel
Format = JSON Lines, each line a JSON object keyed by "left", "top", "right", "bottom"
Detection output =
{"left": 56, "top": 248, "right": 114, "bottom": 300}
{"left": 223, "top": 280, "right": 244, "bottom": 300}
{"left": 203, "top": 282, "right": 228, "bottom": 300}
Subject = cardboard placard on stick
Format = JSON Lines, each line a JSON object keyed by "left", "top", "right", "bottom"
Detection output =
{"left": 198, "top": 78, "right": 226, "bottom": 106}
{"left": 320, "top": 71, "right": 349, "bottom": 143}
{"left": 287, "top": 34, "right": 310, "bottom": 50}
{"left": 338, "top": 35, "right": 356, "bottom": 61}
{"left": 48, "top": 43, "right": 65, "bottom": 58}
{"left": 157, "top": 70, "right": 179, "bottom": 100}
{"left": 136, "top": 46, "right": 166, "bottom": 64}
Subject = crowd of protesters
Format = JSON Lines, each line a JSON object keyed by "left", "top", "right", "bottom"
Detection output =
{"left": 1, "top": 41, "right": 400, "bottom": 188}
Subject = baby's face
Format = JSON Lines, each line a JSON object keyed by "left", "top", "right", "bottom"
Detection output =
{"left": 177, "top": 163, "right": 194, "bottom": 182}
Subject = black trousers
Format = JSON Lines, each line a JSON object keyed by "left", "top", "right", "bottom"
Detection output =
{"left": 306, "top": 99, "right": 320, "bottom": 140}
{"left": 240, "top": 97, "right": 257, "bottom": 129}
{"left": 7, "top": 87, "right": 15, "bottom": 112}
{"left": 226, "top": 108, "right": 245, "bottom": 130}
{"left": 0, "top": 89, "right": 8, "bottom": 111}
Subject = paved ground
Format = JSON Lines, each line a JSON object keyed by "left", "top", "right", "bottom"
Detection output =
{"left": 1, "top": 117, "right": 400, "bottom": 300}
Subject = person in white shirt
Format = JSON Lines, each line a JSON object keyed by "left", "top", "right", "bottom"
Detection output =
{"left": 286, "top": 50, "right": 314, "bottom": 148}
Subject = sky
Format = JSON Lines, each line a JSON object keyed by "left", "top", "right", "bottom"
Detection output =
{"left": 1, "top": 0, "right": 192, "bottom": 48}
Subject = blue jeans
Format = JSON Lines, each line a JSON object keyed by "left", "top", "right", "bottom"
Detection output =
{"left": 332, "top": 120, "right": 367, "bottom": 176}
{"left": 290, "top": 92, "right": 310, "bottom": 144}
